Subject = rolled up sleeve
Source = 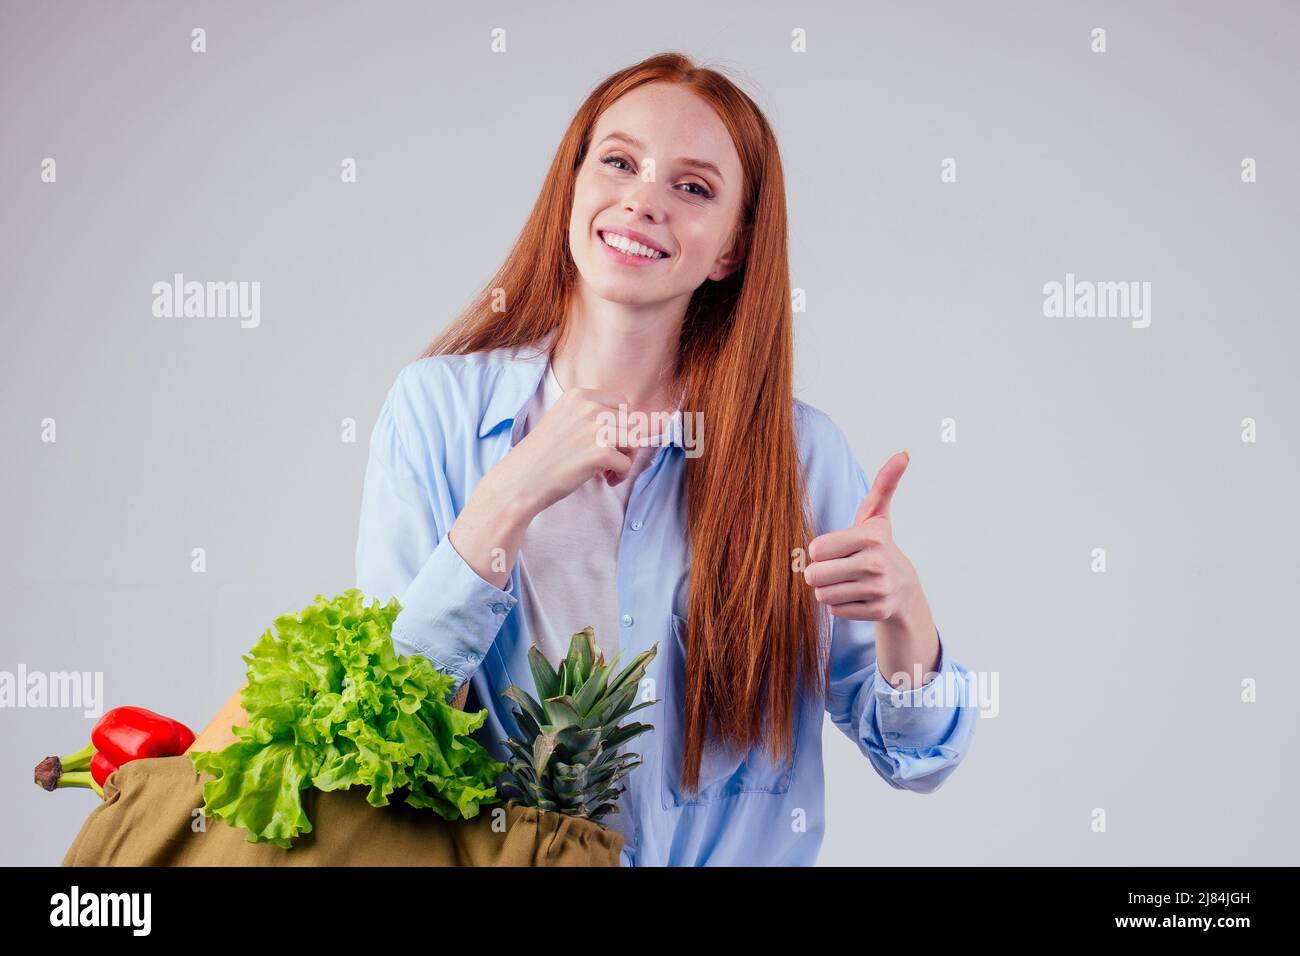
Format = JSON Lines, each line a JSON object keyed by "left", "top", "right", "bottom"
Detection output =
{"left": 354, "top": 377, "right": 517, "bottom": 691}
{"left": 813, "top": 412, "right": 978, "bottom": 793}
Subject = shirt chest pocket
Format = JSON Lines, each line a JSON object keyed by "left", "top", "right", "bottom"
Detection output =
{"left": 659, "top": 613, "right": 799, "bottom": 810}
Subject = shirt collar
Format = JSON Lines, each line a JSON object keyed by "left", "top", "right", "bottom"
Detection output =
{"left": 476, "top": 333, "right": 553, "bottom": 440}
{"left": 475, "top": 328, "right": 685, "bottom": 448}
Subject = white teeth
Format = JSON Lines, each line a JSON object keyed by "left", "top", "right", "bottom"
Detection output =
{"left": 601, "top": 231, "right": 665, "bottom": 259}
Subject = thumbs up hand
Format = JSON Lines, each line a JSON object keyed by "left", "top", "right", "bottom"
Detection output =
{"left": 803, "top": 451, "right": 919, "bottom": 624}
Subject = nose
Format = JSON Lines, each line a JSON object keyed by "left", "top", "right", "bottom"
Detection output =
{"left": 622, "top": 180, "right": 665, "bottom": 223}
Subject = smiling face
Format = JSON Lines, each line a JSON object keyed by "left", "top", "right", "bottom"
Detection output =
{"left": 567, "top": 82, "right": 747, "bottom": 309}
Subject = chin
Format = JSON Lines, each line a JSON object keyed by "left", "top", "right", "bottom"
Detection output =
{"left": 571, "top": 262, "right": 648, "bottom": 301}
{"left": 591, "top": 283, "right": 662, "bottom": 307}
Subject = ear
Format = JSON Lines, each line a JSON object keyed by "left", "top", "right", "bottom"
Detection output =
{"left": 709, "top": 225, "right": 749, "bottom": 281}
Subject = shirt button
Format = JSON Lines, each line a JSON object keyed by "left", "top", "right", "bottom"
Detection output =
{"left": 630, "top": 519, "right": 643, "bottom": 531}
{"left": 620, "top": 614, "right": 633, "bottom": 627}
{"left": 489, "top": 602, "right": 505, "bottom": 614}
{"left": 467, "top": 652, "right": 480, "bottom": 663}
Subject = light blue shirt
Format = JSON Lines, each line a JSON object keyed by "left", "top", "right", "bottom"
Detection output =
{"left": 355, "top": 335, "right": 978, "bottom": 866}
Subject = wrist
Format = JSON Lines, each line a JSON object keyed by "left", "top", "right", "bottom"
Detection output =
{"left": 876, "top": 585, "right": 939, "bottom": 688}
{"left": 889, "top": 581, "right": 927, "bottom": 631}
{"left": 476, "top": 466, "right": 540, "bottom": 530}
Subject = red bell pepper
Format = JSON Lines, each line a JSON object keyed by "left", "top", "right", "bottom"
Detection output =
{"left": 91, "top": 705, "right": 195, "bottom": 765}
{"left": 34, "top": 706, "right": 196, "bottom": 799}
{"left": 90, "top": 750, "right": 118, "bottom": 788}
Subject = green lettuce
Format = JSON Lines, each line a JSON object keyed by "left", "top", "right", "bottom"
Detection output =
{"left": 190, "top": 588, "right": 503, "bottom": 848}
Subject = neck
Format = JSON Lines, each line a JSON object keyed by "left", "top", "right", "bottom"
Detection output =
{"left": 551, "top": 284, "right": 684, "bottom": 415}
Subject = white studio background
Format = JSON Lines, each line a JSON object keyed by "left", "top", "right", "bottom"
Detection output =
{"left": 2, "top": 0, "right": 1297, "bottom": 866}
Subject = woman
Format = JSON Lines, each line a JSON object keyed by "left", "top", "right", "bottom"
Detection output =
{"left": 355, "top": 52, "right": 977, "bottom": 866}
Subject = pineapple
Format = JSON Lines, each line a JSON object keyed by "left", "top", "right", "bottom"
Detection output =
{"left": 498, "top": 627, "right": 658, "bottom": 826}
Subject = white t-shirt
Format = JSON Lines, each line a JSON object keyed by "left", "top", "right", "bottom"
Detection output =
{"left": 516, "top": 361, "right": 665, "bottom": 670}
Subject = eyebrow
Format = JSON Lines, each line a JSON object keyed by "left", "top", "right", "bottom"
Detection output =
{"left": 598, "top": 131, "right": 726, "bottom": 186}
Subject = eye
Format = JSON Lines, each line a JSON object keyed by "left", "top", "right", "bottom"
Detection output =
{"left": 600, "top": 151, "right": 634, "bottom": 172}
{"left": 599, "top": 152, "right": 714, "bottom": 200}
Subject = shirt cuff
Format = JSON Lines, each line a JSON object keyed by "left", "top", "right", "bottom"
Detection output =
{"left": 868, "top": 628, "right": 961, "bottom": 749}
{"left": 390, "top": 532, "right": 518, "bottom": 682}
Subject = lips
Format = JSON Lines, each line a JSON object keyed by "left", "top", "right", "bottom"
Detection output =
{"left": 597, "top": 227, "right": 671, "bottom": 258}
{"left": 597, "top": 233, "right": 668, "bottom": 266}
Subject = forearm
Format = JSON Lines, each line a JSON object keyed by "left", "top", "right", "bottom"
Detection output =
{"left": 874, "top": 585, "right": 941, "bottom": 691}
{"left": 447, "top": 469, "right": 538, "bottom": 591}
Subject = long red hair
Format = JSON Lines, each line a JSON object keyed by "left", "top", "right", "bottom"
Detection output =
{"left": 421, "top": 52, "right": 825, "bottom": 795}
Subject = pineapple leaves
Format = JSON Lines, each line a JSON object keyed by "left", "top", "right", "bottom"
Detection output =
{"left": 572, "top": 662, "right": 612, "bottom": 715}
{"left": 502, "top": 686, "right": 547, "bottom": 730}
{"left": 527, "top": 644, "right": 562, "bottom": 701}
{"left": 499, "top": 631, "right": 659, "bottom": 827}
{"left": 542, "top": 695, "right": 584, "bottom": 729}
{"left": 568, "top": 628, "right": 597, "bottom": 684}
{"left": 605, "top": 646, "right": 658, "bottom": 699}
{"left": 532, "top": 730, "right": 558, "bottom": 777}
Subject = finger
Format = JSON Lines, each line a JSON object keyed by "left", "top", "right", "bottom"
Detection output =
{"left": 584, "top": 390, "right": 646, "bottom": 448}
{"left": 854, "top": 450, "right": 910, "bottom": 525}
{"left": 572, "top": 386, "right": 632, "bottom": 411}
{"left": 803, "top": 552, "right": 878, "bottom": 588}
{"left": 827, "top": 599, "right": 891, "bottom": 621}
{"left": 808, "top": 524, "right": 883, "bottom": 563}
{"left": 595, "top": 432, "right": 643, "bottom": 457}
{"left": 812, "top": 580, "right": 887, "bottom": 605}
{"left": 600, "top": 446, "right": 636, "bottom": 486}
{"left": 593, "top": 412, "right": 652, "bottom": 453}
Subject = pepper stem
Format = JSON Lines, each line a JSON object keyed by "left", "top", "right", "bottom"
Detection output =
{"left": 61, "top": 741, "right": 96, "bottom": 772}
{"left": 55, "top": 770, "right": 105, "bottom": 798}
{"left": 33, "top": 741, "right": 98, "bottom": 793}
